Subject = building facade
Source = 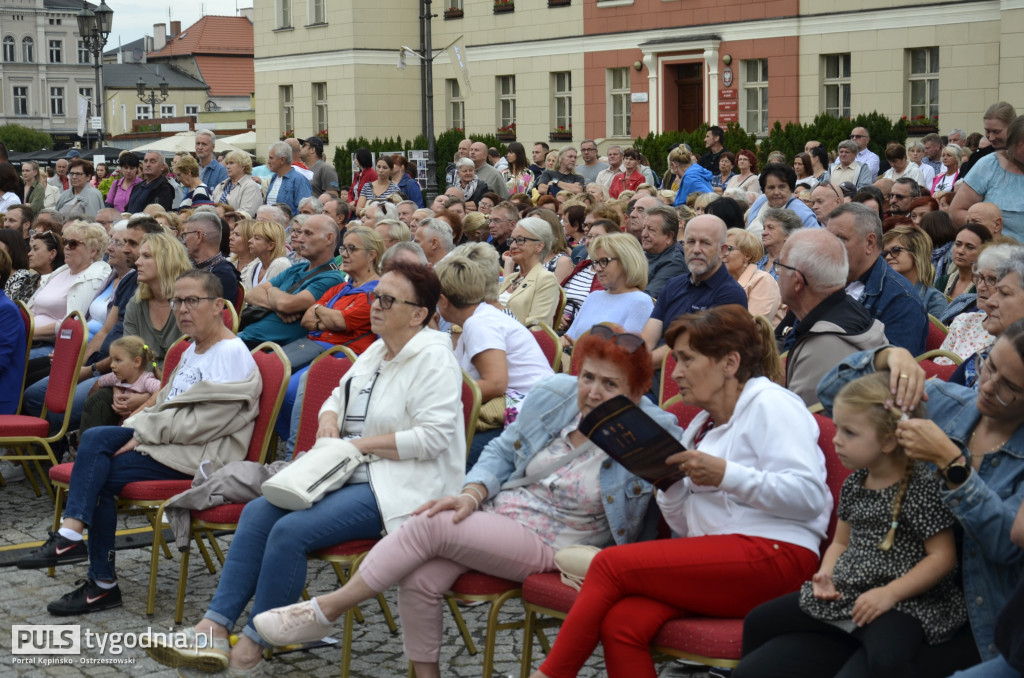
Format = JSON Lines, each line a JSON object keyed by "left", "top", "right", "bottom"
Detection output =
{"left": 0, "top": 0, "right": 100, "bottom": 146}
{"left": 252, "top": 0, "right": 1024, "bottom": 158}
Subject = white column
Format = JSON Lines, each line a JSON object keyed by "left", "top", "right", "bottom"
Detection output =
{"left": 704, "top": 46, "right": 720, "bottom": 126}
{"left": 643, "top": 52, "right": 658, "bottom": 133}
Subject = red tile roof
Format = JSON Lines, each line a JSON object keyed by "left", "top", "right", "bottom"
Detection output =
{"left": 195, "top": 55, "right": 254, "bottom": 97}
{"left": 148, "top": 16, "right": 253, "bottom": 57}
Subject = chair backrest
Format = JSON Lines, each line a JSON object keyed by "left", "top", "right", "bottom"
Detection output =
{"left": 247, "top": 342, "right": 292, "bottom": 464}
{"left": 234, "top": 285, "right": 246, "bottom": 314}
{"left": 161, "top": 336, "right": 193, "bottom": 387}
{"left": 812, "top": 413, "right": 850, "bottom": 553}
{"left": 293, "top": 345, "right": 358, "bottom": 459}
{"left": 552, "top": 286, "right": 567, "bottom": 329}
{"left": 15, "top": 300, "right": 33, "bottom": 415}
{"left": 529, "top": 321, "right": 562, "bottom": 372}
{"left": 659, "top": 351, "right": 679, "bottom": 407}
{"left": 43, "top": 311, "right": 88, "bottom": 418}
{"left": 222, "top": 298, "right": 240, "bottom": 333}
{"left": 461, "top": 370, "right": 482, "bottom": 458}
{"left": 661, "top": 394, "right": 703, "bottom": 430}
{"left": 919, "top": 359, "right": 957, "bottom": 381}
{"left": 926, "top": 314, "right": 948, "bottom": 352}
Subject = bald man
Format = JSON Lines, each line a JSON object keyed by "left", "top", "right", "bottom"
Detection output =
{"left": 469, "top": 141, "right": 510, "bottom": 199}
{"left": 966, "top": 202, "right": 1004, "bottom": 237}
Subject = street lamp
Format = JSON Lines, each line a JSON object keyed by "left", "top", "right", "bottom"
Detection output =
{"left": 136, "top": 75, "right": 169, "bottom": 120}
{"left": 76, "top": 0, "right": 113, "bottom": 148}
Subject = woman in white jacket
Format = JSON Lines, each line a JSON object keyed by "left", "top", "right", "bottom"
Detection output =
{"left": 150, "top": 260, "right": 466, "bottom": 676}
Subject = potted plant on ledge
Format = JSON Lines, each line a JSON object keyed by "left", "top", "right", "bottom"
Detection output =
{"left": 316, "top": 129, "right": 329, "bottom": 144}
{"left": 496, "top": 122, "right": 516, "bottom": 142}
{"left": 903, "top": 114, "right": 939, "bottom": 136}
{"left": 494, "top": 0, "right": 514, "bottom": 13}
{"left": 444, "top": 5, "right": 464, "bottom": 18}
{"left": 549, "top": 124, "right": 572, "bottom": 142}
{"left": 549, "top": 0, "right": 571, "bottom": 6}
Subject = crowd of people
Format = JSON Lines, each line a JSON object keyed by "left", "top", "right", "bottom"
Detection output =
{"left": 0, "top": 104, "right": 1023, "bottom": 678}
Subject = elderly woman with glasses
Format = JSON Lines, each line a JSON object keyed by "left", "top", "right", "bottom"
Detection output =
{"left": 55, "top": 159, "right": 105, "bottom": 220}
{"left": 881, "top": 225, "right": 947, "bottom": 316}
{"left": 25, "top": 220, "right": 110, "bottom": 358}
{"left": 937, "top": 245, "right": 1016, "bottom": 365}
{"left": 498, "top": 216, "right": 562, "bottom": 327}
{"left": 248, "top": 324, "right": 683, "bottom": 678}
{"left": 149, "top": 261, "right": 468, "bottom": 677}
{"left": 212, "top": 151, "right": 264, "bottom": 217}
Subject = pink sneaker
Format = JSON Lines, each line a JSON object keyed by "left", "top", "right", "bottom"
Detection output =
{"left": 252, "top": 600, "right": 333, "bottom": 647}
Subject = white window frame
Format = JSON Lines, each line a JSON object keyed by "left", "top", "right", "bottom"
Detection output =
{"left": 78, "top": 40, "right": 89, "bottom": 64}
{"left": 13, "top": 86, "right": 28, "bottom": 115}
{"left": 496, "top": 75, "right": 516, "bottom": 129}
{"left": 160, "top": 104, "right": 176, "bottom": 118}
{"left": 49, "top": 86, "right": 64, "bottom": 116}
{"left": 908, "top": 47, "right": 939, "bottom": 121}
{"left": 2, "top": 36, "right": 14, "bottom": 62}
{"left": 184, "top": 104, "right": 199, "bottom": 117}
{"left": 552, "top": 71, "right": 572, "bottom": 132}
{"left": 280, "top": 85, "right": 294, "bottom": 136}
{"left": 313, "top": 82, "right": 328, "bottom": 136}
{"left": 136, "top": 104, "right": 152, "bottom": 120}
{"left": 822, "top": 54, "right": 850, "bottom": 119}
{"left": 447, "top": 78, "right": 464, "bottom": 131}
{"left": 741, "top": 58, "right": 768, "bottom": 135}
{"left": 448, "top": 0, "right": 463, "bottom": 8}
{"left": 48, "top": 39, "right": 62, "bottom": 63}
{"left": 276, "top": 0, "right": 292, "bottom": 28}
{"left": 608, "top": 67, "right": 631, "bottom": 138}
{"left": 308, "top": 0, "right": 326, "bottom": 24}
{"left": 22, "top": 37, "right": 33, "bottom": 62}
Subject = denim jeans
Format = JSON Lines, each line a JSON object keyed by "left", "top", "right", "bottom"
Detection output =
{"left": 951, "top": 656, "right": 1018, "bottom": 678}
{"left": 29, "top": 345, "right": 54, "bottom": 360}
{"left": 204, "top": 482, "right": 383, "bottom": 647}
{"left": 23, "top": 375, "right": 98, "bottom": 431}
{"left": 274, "top": 365, "right": 311, "bottom": 459}
{"left": 63, "top": 426, "right": 190, "bottom": 581}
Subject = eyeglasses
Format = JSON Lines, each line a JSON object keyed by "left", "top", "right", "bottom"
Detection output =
{"left": 775, "top": 260, "right": 807, "bottom": 284}
{"left": 339, "top": 245, "right": 366, "bottom": 256}
{"left": 972, "top": 271, "right": 998, "bottom": 288}
{"left": 882, "top": 245, "right": 912, "bottom": 259}
{"left": 979, "top": 350, "right": 1024, "bottom": 407}
{"left": 724, "top": 245, "right": 737, "bottom": 253}
{"left": 509, "top": 236, "right": 541, "bottom": 247}
{"left": 179, "top": 230, "right": 203, "bottom": 241}
{"left": 63, "top": 238, "right": 82, "bottom": 250}
{"left": 169, "top": 296, "right": 218, "bottom": 310}
{"left": 590, "top": 257, "right": 618, "bottom": 271}
{"left": 369, "top": 291, "right": 423, "bottom": 310}
{"left": 849, "top": 134, "right": 866, "bottom": 140}
{"left": 110, "top": 239, "right": 125, "bottom": 247}
{"left": 588, "top": 324, "right": 646, "bottom": 354}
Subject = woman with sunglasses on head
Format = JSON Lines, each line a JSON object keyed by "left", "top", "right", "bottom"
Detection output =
{"left": 250, "top": 324, "right": 682, "bottom": 678}
{"left": 150, "top": 261, "right": 468, "bottom": 677}
{"left": 25, "top": 220, "right": 110, "bottom": 358}
{"left": 498, "top": 216, "right": 561, "bottom": 327}
{"left": 525, "top": 305, "right": 828, "bottom": 678}
{"left": 881, "top": 226, "right": 947, "bottom": 317}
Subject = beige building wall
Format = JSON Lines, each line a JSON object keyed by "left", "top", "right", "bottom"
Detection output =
{"left": 104, "top": 89, "right": 208, "bottom": 137}
{"left": 999, "top": 6, "right": 1024, "bottom": 106}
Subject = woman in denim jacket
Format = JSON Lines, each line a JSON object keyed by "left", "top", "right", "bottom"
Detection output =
{"left": 816, "top": 324, "right": 1024, "bottom": 675}
{"left": 251, "top": 325, "right": 682, "bottom": 678}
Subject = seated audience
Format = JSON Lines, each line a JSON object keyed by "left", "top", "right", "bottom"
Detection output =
{"left": 937, "top": 224, "right": 992, "bottom": 299}
{"left": 180, "top": 211, "right": 240, "bottom": 307}
{"left": 724, "top": 227, "right": 781, "bottom": 323}
{"left": 497, "top": 216, "right": 561, "bottom": 327}
{"left": 881, "top": 225, "right": 948, "bottom": 316}
{"left": 641, "top": 204, "right": 687, "bottom": 298}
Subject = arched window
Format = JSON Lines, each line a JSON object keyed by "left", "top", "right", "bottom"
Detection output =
{"left": 2, "top": 36, "right": 14, "bottom": 62}
{"left": 22, "top": 36, "right": 34, "bottom": 63}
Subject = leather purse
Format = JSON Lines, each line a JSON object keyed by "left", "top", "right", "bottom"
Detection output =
{"left": 261, "top": 437, "right": 375, "bottom": 511}
{"left": 554, "top": 544, "right": 602, "bottom": 592}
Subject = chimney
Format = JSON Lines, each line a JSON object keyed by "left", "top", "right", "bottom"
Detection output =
{"left": 239, "top": 7, "right": 255, "bottom": 23}
{"left": 170, "top": 21, "right": 181, "bottom": 36}
{"left": 153, "top": 23, "right": 166, "bottom": 51}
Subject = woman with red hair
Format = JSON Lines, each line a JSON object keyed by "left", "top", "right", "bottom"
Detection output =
{"left": 251, "top": 324, "right": 683, "bottom": 678}
{"left": 529, "top": 305, "right": 831, "bottom": 678}
{"left": 725, "top": 149, "right": 762, "bottom": 196}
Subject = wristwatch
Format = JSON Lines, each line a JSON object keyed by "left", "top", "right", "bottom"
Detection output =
{"left": 942, "top": 454, "right": 970, "bottom": 485}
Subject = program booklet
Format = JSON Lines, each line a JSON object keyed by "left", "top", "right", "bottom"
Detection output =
{"left": 578, "top": 395, "right": 688, "bottom": 491}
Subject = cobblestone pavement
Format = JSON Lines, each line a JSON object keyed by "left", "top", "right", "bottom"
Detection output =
{"left": 0, "top": 467, "right": 717, "bottom": 677}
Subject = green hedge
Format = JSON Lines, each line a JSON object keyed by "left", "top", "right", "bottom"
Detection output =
{"left": 632, "top": 123, "right": 760, "bottom": 179}
{"left": 758, "top": 112, "right": 908, "bottom": 165}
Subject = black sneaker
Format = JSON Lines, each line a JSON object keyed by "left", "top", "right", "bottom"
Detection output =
{"left": 16, "top": 531, "right": 88, "bottom": 569}
{"left": 47, "top": 579, "right": 122, "bottom": 616}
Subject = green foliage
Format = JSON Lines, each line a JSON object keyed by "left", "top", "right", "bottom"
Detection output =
{"left": 98, "top": 175, "right": 116, "bottom": 200}
{"left": 759, "top": 113, "right": 908, "bottom": 165}
{"left": 332, "top": 136, "right": 414, "bottom": 188}
{"left": 633, "top": 123, "right": 759, "bottom": 178}
{"left": 0, "top": 124, "right": 54, "bottom": 152}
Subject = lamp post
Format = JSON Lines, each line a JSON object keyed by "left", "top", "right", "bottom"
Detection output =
{"left": 76, "top": 0, "right": 113, "bottom": 148}
{"left": 136, "top": 76, "right": 169, "bottom": 123}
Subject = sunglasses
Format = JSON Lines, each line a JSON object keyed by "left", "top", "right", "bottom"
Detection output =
{"left": 64, "top": 238, "right": 83, "bottom": 250}
{"left": 588, "top": 324, "right": 645, "bottom": 354}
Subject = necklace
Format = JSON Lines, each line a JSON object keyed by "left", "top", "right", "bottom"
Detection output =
{"left": 968, "top": 425, "right": 1009, "bottom": 457}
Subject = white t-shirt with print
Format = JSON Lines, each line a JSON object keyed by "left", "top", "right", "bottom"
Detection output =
{"left": 166, "top": 337, "right": 255, "bottom": 401}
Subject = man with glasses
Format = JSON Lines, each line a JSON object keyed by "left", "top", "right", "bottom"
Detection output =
{"left": 577, "top": 139, "right": 609, "bottom": 184}
{"left": 836, "top": 126, "right": 879, "bottom": 178}
{"left": 888, "top": 177, "right": 920, "bottom": 217}
{"left": 487, "top": 202, "right": 518, "bottom": 256}
{"left": 95, "top": 207, "right": 120, "bottom": 234}
{"left": 774, "top": 228, "right": 886, "bottom": 405}
{"left": 124, "top": 152, "right": 174, "bottom": 213}
{"left": 641, "top": 204, "right": 687, "bottom": 298}
{"left": 628, "top": 195, "right": 660, "bottom": 242}
{"left": 239, "top": 214, "right": 344, "bottom": 349}
{"left": 826, "top": 202, "right": 927, "bottom": 355}
{"left": 641, "top": 214, "right": 747, "bottom": 366}
{"left": 180, "top": 212, "right": 240, "bottom": 307}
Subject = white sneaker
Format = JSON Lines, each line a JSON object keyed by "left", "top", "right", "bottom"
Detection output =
{"left": 252, "top": 600, "right": 334, "bottom": 646}
{"left": 0, "top": 460, "right": 26, "bottom": 482}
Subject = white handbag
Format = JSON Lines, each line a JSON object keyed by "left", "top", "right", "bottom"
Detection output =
{"left": 554, "top": 545, "right": 602, "bottom": 592}
{"left": 261, "top": 437, "right": 374, "bottom": 511}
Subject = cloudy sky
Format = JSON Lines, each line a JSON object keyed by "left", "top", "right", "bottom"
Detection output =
{"left": 104, "top": 1, "right": 251, "bottom": 49}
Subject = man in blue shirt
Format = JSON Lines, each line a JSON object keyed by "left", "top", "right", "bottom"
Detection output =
{"left": 196, "top": 130, "right": 228, "bottom": 189}
{"left": 239, "top": 214, "right": 344, "bottom": 348}
{"left": 264, "top": 140, "right": 312, "bottom": 217}
{"left": 641, "top": 214, "right": 748, "bottom": 366}
{"left": 826, "top": 202, "right": 928, "bottom": 355}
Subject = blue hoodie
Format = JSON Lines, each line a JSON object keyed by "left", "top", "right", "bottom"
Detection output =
{"left": 673, "top": 163, "right": 714, "bottom": 206}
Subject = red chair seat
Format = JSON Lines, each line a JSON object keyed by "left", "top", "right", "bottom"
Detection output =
{"left": 920, "top": 359, "right": 957, "bottom": 381}
{"left": 449, "top": 571, "right": 519, "bottom": 596}
{"left": 0, "top": 414, "right": 51, "bottom": 438}
{"left": 192, "top": 503, "right": 247, "bottom": 524}
{"left": 312, "top": 538, "right": 381, "bottom": 558}
{"left": 49, "top": 462, "right": 74, "bottom": 484}
{"left": 118, "top": 479, "right": 192, "bottom": 501}
{"left": 522, "top": 572, "right": 578, "bottom": 614}
{"left": 653, "top": 617, "right": 744, "bottom": 660}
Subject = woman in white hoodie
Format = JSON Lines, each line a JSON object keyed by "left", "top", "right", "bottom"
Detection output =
{"left": 150, "top": 260, "right": 466, "bottom": 676}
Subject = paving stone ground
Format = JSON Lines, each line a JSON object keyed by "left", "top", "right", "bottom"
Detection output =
{"left": 0, "top": 462, "right": 718, "bottom": 677}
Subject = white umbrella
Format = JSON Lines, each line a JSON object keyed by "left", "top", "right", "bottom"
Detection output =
{"left": 132, "top": 131, "right": 251, "bottom": 156}
{"left": 219, "top": 131, "right": 256, "bottom": 152}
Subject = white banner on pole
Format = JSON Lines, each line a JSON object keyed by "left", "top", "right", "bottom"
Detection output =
{"left": 76, "top": 95, "right": 89, "bottom": 138}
